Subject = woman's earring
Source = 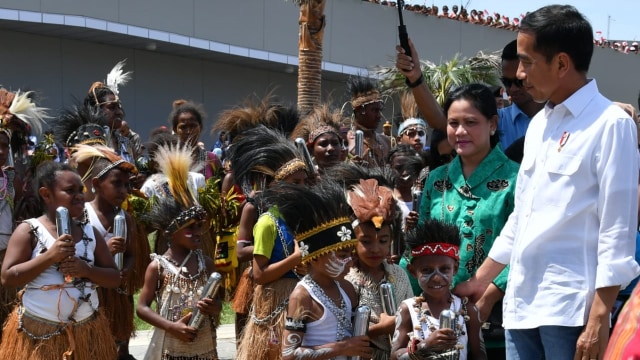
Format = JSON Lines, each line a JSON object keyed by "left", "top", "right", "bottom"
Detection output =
{"left": 490, "top": 130, "right": 495, "bottom": 136}
{"left": 91, "top": 186, "right": 96, "bottom": 194}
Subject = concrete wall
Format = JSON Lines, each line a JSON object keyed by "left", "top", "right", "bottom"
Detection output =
{"left": 1, "top": 1, "right": 638, "bottom": 144}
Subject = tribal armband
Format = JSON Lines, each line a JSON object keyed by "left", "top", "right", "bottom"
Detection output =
{"left": 285, "top": 317, "right": 307, "bottom": 332}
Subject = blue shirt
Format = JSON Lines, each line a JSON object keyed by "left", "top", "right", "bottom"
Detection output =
{"left": 497, "top": 103, "right": 533, "bottom": 150}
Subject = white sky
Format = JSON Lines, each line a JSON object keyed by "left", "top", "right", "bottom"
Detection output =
{"left": 404, "top": 0, "right": 638, "bottom": 41}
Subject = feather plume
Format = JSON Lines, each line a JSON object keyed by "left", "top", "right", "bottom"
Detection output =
{"left": 347, "top": 179, "right": 395, "bottom": 229}
{"left": 400, "top": 91, "right": 419, "bottom": 121}
{"left": 154, "top": 142, "right": 197, "bottom": 209}
{"left": 105, "top": 59, "right": 132, "bottom": 96}
{"left": 212, "top": 92, "right": 299, "bottom": 139}
{"left": 8, "top": 90, "right": 50, "bottom": 136}
{"left": 72, "top": 144, "right": 114, "bottom": 164}
{"left": 289, "top": 103, "right": 344, "bottom": 142}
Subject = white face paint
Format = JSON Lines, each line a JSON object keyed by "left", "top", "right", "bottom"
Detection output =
{"left": 324, "top": 251, "right": 351, "bottom": 278}
{"left": 420, "top": 268, "right": 452, "bottom": 287}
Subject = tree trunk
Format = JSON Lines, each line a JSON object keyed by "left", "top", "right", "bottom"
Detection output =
{"left": 297, "top": 0, "right": 326, "bottom": 117}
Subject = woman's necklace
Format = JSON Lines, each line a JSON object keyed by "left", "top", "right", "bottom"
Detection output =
{"left": 302, "top": 275, "right": 351, "bottom": 341}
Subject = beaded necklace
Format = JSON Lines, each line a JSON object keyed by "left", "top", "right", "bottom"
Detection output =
{"left": 411, "top": 294, "right": 469, "bottom": 355}
{"left": 302, "top": 275, "right": 351, "bottom": 341}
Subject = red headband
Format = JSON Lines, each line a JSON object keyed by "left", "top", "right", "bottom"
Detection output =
{"left": 411, "top": 243, "right": 460, "bottom": 261}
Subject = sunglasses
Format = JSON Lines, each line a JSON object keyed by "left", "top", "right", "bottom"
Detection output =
{"left": 501, "top": 77, "right": 524, "bottom": 88}
{"left": 403, "top": 128, "right": 426, "bottom": 138}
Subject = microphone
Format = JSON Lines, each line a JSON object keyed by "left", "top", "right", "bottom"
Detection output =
{"left": 349, "top": 305, "right": 371, "bottom": 360}
{"left": 113, "top": 214, "right": 126, "bottom": 270}
{"left": 55, "top": 206, "right": 74, "bottom": 283}
{"left": 188, "top": 272, "right": 223, "bottom": 328}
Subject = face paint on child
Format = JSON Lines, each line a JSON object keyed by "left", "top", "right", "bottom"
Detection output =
{"left": 325, "top": 251, "right": 352, "bottom": 278}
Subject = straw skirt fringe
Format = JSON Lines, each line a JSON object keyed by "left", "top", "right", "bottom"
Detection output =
{"left": 230, "top": 265, "right": 253, "bottom": 314}
{"left": 236, "top": 277, "right": 297, "bottom": 360}
{"left": 98, "top": 287, "right": 135, "bottom": 342}
{"left": 0, "top": 307, "right": 116, "bottom": 360}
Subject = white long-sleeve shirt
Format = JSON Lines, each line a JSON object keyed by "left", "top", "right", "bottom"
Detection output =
{"left": 489, "top": 79, "right": 640, "bottom": 329}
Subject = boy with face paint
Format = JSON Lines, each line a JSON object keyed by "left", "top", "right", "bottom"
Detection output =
{"left": 391, "top": 219, "right": 486, "bottom": 360}
{"left": 262, "top": 179, "right": 373, "bottom": 360}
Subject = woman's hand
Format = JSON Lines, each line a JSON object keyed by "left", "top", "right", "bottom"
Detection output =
{"left": 49, "top": 234, "right": 76, "bottom": 263}
{"left": 196, "top": 297, "right": 222, "bottom": 317}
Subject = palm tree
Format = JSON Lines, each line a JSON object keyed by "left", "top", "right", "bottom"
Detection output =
{"left": 373, "top": 51, "right": 502, "bottom": 106}
{"left": 294, "top": 0, "right": 326, "bottom": 116}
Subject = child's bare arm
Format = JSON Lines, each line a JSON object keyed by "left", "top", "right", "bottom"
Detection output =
{"left": 136, "top": 260, "right": 197, "bottom": 342}
{"left": 465, "top": 301, "right": 487, "bottom": 360}
{"left": 282, "top": 286, "right": 373, "bottom": 360}
{"left": 1, "top": 222, "right": 71, "bottom": 288}
{"left": 391, "top": 302, "right": 413, "bottom": 360}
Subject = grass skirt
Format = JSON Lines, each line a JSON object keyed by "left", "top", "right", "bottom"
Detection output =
{"left": 97, "top": 287, "right": 135, "bottom": 342}
{"left": 235, "top": 277, "right": 297, "bottom": 360}
{"left": 0, "top": 306, "right": 116, "bottom": 360}
{"left": 230, "top": 265, "right": 253, "bottom": 315}
{"left": 131, "top": 220, "right": 151, "bottom": 292}
{"left": 0, "top": 250, "right": 18, "bottom": 338}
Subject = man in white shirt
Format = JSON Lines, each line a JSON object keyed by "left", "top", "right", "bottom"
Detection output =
{"left": 457, "top": 5, "right": 640, "bottom": 360}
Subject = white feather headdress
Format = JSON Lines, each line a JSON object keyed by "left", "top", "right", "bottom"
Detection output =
{"left": 8, "top": 90, "right": 50, "bottom": 137}
{"left": 105, "top": 59, "right": 132, "bottom": 96}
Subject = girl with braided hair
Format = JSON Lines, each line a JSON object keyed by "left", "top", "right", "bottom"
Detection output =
{"left": 233, "top": 126, "right": 309, "bottom": 360}
{"left": 0, "top": 161, "right": 120, "bottom": 359}
{"left": 71, "top": 144, "right": 139, "bottom": 360}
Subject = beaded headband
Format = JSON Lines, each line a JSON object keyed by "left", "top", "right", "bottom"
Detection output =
{"left": 166, "top": 205, "right": 208, "bottom": 234}
{"left": 297, "top": 216, "right": 357, "bottom": 264}
{"left": 66, "top": 123, "right": 108, "bottom": 148}
{"left": 274, "top": 158, "right": 307, "bottom": 181}
{"left": 411, "top": 242, "right": 460, "bottom": 261}
{"left": 350, "top": 90, "right": 382, "bottom": 109}
{"left": 95, "top": 159, "right": 126, "bottom": 179}
{"left": 397, "top": 118, "right": 427, "bottom": 136}
{"left": 308, "top": 126, "right": 341, "bottom": 143}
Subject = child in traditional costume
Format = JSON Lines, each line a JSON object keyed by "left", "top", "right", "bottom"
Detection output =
{"left": 234, "top": 126, "right": 310, "bottom": 360}
{"left": 0, "top": 161, "right": 120, "bottom": 360}
{"left": 71, "top": 144, "right": 138, "bottom": 359}
{"left": 136, "top": 143, "right": 222, "bottom": 360}
{"left": 268, "top": 179, "right": 372, "bottom": 360}
{"left": 391, "top": 219, "right": 486, "bottom": 360}
{"left": 345, "top": 178, "right": 414, "bottom": 360}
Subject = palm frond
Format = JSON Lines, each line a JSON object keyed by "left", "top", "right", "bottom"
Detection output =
{"left": 373, "top": 50, "right": 502, "bottom": 106}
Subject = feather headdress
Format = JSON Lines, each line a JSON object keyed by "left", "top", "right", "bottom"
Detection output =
{"left": 289, "top": 103, "right": 344, "bottom": 145}
{"left": 53, "top": 105, "right": 109, "bottom": 148}
{"left": 347, "top": 178, "right": 396, "bottom": 229}
{"left": 153, "top": 142, "right": 201, "bottom": 208}
{"left": 106, "top": 60, "right": 132, "bottom": 96}
{"left": 6, "top": 90, "right": 50, "bottom": 137}
{"left": 143, "top": 142, "right": 207, "bottom": 235}
{"left": 227, "top": 125, "right": 305, "bottom": 192}
{"left": 261, "top": 179, "right": 356, "bottom": 263}
{"left": 86, "top": 59, "right": 132, "bottom": 107}
{"left": 71, "top": 144, "right": 138, "bottom": 180}
{"left": 213, "top": 92, "right": 299, "bottom": 139}
{"left": 396, "top": 91, "right": 427, "bottom": 136}
{"left": 346, "top": 75, "right": 382, "bottom": 110}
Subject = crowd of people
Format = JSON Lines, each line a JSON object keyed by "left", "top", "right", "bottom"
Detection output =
{"left": 0, "top": 4, "right": 638, "bottom": 360}
{"left": 364, "top": 1, "right": 640, "bottom": 56}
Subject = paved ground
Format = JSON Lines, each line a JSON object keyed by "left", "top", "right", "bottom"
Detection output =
{"left": 129, "top": 323, "right": 237, "bottom": 359}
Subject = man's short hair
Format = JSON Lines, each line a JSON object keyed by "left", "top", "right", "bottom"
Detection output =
{"left": 519, "top": 5, "right": 593, "bottom": 73}
{"left": 501, "top": 39, "right": 518, "bottom": 61}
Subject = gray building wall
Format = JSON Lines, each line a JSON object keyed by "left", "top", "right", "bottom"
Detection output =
{"left": 1, "top": 1, "right": 638, "bottom": 144}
